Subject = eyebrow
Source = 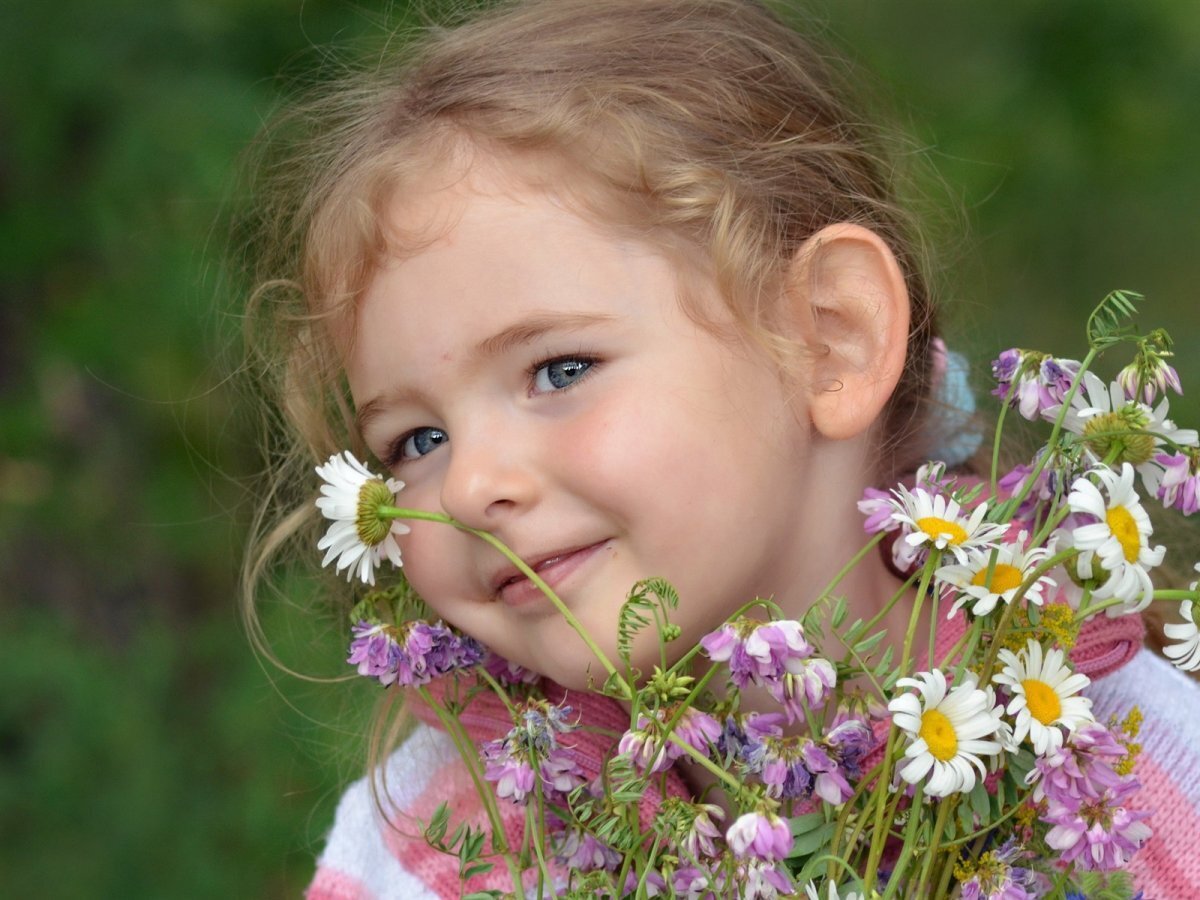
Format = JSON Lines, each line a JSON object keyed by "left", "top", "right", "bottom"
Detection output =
{"left": 354, "top": 311, "right": 617, "bottom": 435}
{"left": 472, "top": 311, "right": 617, "bottom": 358}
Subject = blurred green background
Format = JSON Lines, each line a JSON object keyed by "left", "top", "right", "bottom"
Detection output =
{"left": 1, "top": 1, "right": 1197, "bottom": 896}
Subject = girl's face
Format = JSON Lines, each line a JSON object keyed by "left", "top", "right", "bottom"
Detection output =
{"left": 347, "top": 164, "right": 821, "bottom": 690}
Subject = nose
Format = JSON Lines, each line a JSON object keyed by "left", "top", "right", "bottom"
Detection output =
{"left": 438, "top": 424, "right": 540, "bottom": 528}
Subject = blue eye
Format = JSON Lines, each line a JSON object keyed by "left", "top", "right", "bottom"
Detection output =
{"left": 533, "top": 357, "right": 594, "bottom": 393}
{"left": 398, "top": 426, "right": 448, "bottom": 462}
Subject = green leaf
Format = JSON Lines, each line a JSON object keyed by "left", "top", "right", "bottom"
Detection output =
{"left": 789, "top": 812, "right": 828, "bottom": 836}
{"left": 615, "top": 578, "right": 679, "bottom": 667}
{"left": 853, "top": 629, "right": 886, "bottom": 655}
{"left": 424, "top": 803, "right": 450, "bottom": 845}
{"left": 787, "top": 820, "right": 836, "bottom": 857}
{"left": 969, "top": 779, "right": 990, "bottom": 825}
{"left": 831, "top": 596, "right": 848, "bottom": 628}
{"left": 1086, "top": 289, "right": 1143, "bottom": 350}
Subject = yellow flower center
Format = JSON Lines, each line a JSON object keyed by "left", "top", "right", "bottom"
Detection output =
{"left": 1105, "top": 505, "right": 1142, "bottom": 563}
{"left": 916, "top": 516, "right": 969, "bottom": 545}
{"left": 920, "top": 709, "right": 959, "bottom": 761}
{"left": 970, "top": 562, "right": 1023, "bottom": 593}
{"left": 355, "top": 479, "right": 396, "bottom": 547}
{"left": 1021, "top": 678, "right": 1062, "bottom": 725}
{"left": 1081, "top": 409, "right": 1156, "bottom": 465}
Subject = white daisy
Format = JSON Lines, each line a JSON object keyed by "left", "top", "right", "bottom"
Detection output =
{"left": 1049, "top": 370, "right": 1198, "bottom": 490}
{"left": 1067, "top": 463, "right": 1165, "bottom": 614}
{"left": 993, "top": 639, "right": 1094, "bottom": 756}
{"left": 935, "top": 536, "right": 1056, "bottom": 618}
{"left": 804, "top": 881, "right": 862, "bottom": 900}
{"left": 1164, "top": 564, "right": 1200, "bottom": 672}
{"left": 315, "top": 451, "right": 409, "bottom": 585}
{"left": 888, "top": 669, "right": 1004, "bottom": 798}
{"left": 888, "top": 485, "right": 1008, "bottom": 565}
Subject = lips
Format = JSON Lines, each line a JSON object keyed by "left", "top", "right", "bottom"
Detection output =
{"left": 491, "top": 541, "right": 609, "bottom": 607}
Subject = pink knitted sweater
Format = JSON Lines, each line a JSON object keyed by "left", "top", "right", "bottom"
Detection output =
{"left": 307, "top": 611, "right": 1200, "bottom": 898}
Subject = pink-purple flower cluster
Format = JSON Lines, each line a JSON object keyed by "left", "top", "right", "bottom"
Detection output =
{"left": 482, "top": 650, "right": 542, "bottom": 685}
{"left": 347, "top": 619, "right": 484, "bottom": 687}
{"left": 736, "top": 713, "right": 869, "bottom": 805}
{"left": 1031, "top": 722, "right": 1151, "bottom": 871}
{"left": 1117, "top": 355, "right": 1182, "bottom": 406}
{"left": 957, "top": 838, "right": 1038, "bottom": 900}
{"left": 481, "top": 700, "right": 584, "bottom": 806}
{"left": 727, "top": 810, "right": 792, "bottom": 861}
{"left": 992, "top": 349, "right": 1081, "bottom": 422}
{"left": 618, "top": 706, "right": 722, "bottom": 774}
{"left": 1151, "top": 450, "right": 1200, "bottom": 515}
{"left": 701, "top": 619, "right": 835, "bottom": 723}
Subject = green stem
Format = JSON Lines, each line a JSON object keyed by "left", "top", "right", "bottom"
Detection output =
{"left": 818, "top": 531, "right": 887, "bottom": 600}
{"left": 882, "top": 784, "right": 925, "bottom": 900}
{"left": 379, "top": 506, "right": 625, "bottom": 694}
{"left": 415, "top": 686, "right": 525, "bottom": 889}
{"left": 914, "top": 796, "right": 952, "bottom": 896}
{"left": 666, "top": 731, "right": 746, "bottom": 798}
{"left": 948, "top": 618, "right": 983, "bottom": 684}
{"left": 989, "top": 397, "right": 1011, "bottom": 500}
{"left": 863, "top": 551, "right": 936, "bottom": 889}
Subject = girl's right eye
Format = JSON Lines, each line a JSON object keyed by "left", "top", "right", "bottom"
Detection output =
{"left": 388, "top": 426, "right": 448, "bottom": 466}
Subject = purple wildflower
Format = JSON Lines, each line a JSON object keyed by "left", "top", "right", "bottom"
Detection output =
{"left": 737, "top": 859, "right": 795, "bottom": 898}
{"left": 1043, "top": 792, "right": 1152, "bottom": 871}
{"left": 483, "top": 650, "right": 541, "bottom": 685}
{"left": 858, "top": 486, "right": 899, "bottom": 535}
{"left": 673, "top": 864, "right": 722, "bottom": 899}
{"left": 726, "top": 811, "right": 792, "bottom": 862}
{"left": 346, "top": 619, "right": 483, "bottom": 687}
{"left": 803, "top": 742, "right": 854, "bottom": 805}
{"left": 619, "top": 707, "right": 721, "bottom": 774}
{"left": 958, "top": 838, "right": 1037, "bottom": 900}
{"left": 702, "top": 618, "right": 814, "bottom": 698}
{"left": 751, "top": 736, "right": 855, "bottom": 804}
{"left": 481, "top": 699, "right": 582, "bottom": 805}
{"left": 540, "top": 747, "right": 586, "bottom": 795}
{"left": 552, "top": 825, "right": 621, "bottom": 872}
{"left": 622, "top": 868, "right": 668, "bottom": 897}
{"left": 991, "top": 349, "right": 1082, "bottom": 422}
{"left": 1028, "top": 721, "right": 1129, "bottom": 805}
{"left": 347, "top": 622, "right": 403, "bottom": 684}
{"left": 481, "top": 737, "right": 537, "bottom": 803}
{"left": 753, "top": 739, "right": 814, "bottom": 801}
{"left": 618, "top": 718, "right": 669, "bottom": 774}
{"left": 1151, "top": 450, "right": 1200, "bottom": 515}
{"left": 771, "top": 657, "right": 837, "bottom": 722}
{"left": 1117, "top": 355, "right": 1182, "bottom": 405}
{"left": 681, "top": 803, "right": 725, "bottom": 860}
{"left": 825, "top": 718, "right": 873, "bottom": 780}
{"left": 1039, "top": 357, "right": 1082, "bottom": 413}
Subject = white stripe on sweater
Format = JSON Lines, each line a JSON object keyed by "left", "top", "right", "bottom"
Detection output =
{"left": 316, "top": 723, "right": 455, "bottom": 900}
{"left": 1086, "top": 647, "right": 1200, "bottom": 807}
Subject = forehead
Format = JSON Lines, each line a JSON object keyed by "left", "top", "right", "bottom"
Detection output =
{"left": 344, "top": 162, "right": 692, "bottom": 391}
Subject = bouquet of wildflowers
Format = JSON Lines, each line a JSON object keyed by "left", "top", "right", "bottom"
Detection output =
{"left": 312, "top": 292, "right": 1199, "bottom": 899}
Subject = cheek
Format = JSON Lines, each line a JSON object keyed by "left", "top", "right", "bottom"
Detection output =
{"left": 396, "top": 518, "right": 461, "bottom": 611}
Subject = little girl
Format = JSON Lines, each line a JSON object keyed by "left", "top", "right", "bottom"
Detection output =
{"left": 243, "top": 0, "right": 1200, "bottom": 896}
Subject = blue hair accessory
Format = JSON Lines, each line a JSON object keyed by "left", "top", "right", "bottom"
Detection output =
{"left": 927, "top": 336, "right": 984, "bottom": 467}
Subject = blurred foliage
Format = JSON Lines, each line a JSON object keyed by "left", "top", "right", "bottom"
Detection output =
{"left": 0, "top": 0, "right": 1196, "bottom": 897}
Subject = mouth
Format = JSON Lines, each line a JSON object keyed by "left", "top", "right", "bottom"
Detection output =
{"left": 491, "top": 541, "right": 610, "bottom": 607}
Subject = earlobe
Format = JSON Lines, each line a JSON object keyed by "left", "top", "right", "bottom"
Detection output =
{"left": 788, "top": 223, "right": 911, "bottom": 441}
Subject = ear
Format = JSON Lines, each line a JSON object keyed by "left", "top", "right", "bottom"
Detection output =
{"left": 787, "top": 223, "right": 911, "bottom": 441}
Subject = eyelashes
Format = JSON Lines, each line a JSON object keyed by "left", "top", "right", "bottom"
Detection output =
{"left": 528, "top": 353, "right": 598, "bottom": 393}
